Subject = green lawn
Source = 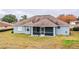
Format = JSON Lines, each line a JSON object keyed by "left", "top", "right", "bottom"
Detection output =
{"left": 0, "top": 30, "right": 79, "bottom": 49}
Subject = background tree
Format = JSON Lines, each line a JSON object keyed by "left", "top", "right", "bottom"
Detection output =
{"left": 57, "top": 14, "right": 77, "bottom": 23}
{"left": 21, "top": 15, "right": 27, "bottom": 19}
{"left": 2, "top": 14, "right": 17, "bottom": 23}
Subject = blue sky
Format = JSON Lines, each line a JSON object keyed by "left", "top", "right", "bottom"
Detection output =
{"left": 0, "top": 9, "right": 79, "bottom": 19}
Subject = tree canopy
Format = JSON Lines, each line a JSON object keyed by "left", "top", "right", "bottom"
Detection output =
{"left": 21, "top": 15, "right": 27, "bottom": 19}
{"left": 2, "top": 14, "right": 17, "bottom": 23}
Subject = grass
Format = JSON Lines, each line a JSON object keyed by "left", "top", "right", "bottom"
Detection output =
{"left": 63, "top": 40, "right": 79, "bottom": 48}
{"left": 64, "top": 40, "right": 79, "bottom": 45}
{"left": 0, "top": 30, "right": 79, "bottom": 49}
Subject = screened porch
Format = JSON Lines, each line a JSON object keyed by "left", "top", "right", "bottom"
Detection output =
{"left": 33, "top": 27, "right": 55, "bottom": 36}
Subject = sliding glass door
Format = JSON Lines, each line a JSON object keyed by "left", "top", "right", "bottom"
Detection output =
{"left": 33, "top": 27, "right": 53, "bottom": 36}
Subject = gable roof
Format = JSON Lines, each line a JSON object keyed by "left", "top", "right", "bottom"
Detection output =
{"left": 14, "top": 15, "right": 69, "bottom": 27}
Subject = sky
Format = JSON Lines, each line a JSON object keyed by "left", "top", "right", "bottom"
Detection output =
{"left": 0, "top": 9, "right": 79, "bottom": 19}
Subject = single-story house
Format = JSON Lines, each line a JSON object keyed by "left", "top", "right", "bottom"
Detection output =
{"left": 0, "top": 21, "right": 13, "bottom": 30}
{"left": 13, "top": 15, "right": 70, "bottom": 36}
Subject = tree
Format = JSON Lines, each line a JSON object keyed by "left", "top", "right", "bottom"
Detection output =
{"left": 57, "top": 14, "right": 77, "bottom": 23}
{"left": 2, "top": 14, "right": 17, "bottom": 23}
{"left": 21, "top": 15, "right": 27, "bottom": 19}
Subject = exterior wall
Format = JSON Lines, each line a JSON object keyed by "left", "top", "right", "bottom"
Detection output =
{"left": 56, "top": 26, "right": 69, "bottom": 35}
{"left": 13, "top": 26, "right": 31, "bottom": 34}
{"left": 13, "top": 26, "right": 25, "bottom": 33}
{"left": 13, "top": 26, "right": 69, "bottom": 36}
{"left": 25, "top": 26, "right": 31, "bottom": 34}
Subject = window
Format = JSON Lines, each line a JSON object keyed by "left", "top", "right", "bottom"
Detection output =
{"left": 27, "top": 27, "right": 29, "bottom": 31}
{"left": 65, "top": 31, "right": 67, "bottom": 33}
{"left": 18, "top": 27, "right": 22, "bottom": 31}
{"left": 57, "top": 26, "right": 60, "bottom": 29}
{"left": 27, "top": 28, "right": 29, "bottom": 31}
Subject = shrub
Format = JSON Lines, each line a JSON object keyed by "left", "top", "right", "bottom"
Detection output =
{"left": 73, "top": 27, "right": 79, "bottom": 31}
{"left": 11, "top": 30, "right": 14, "bottom": 33}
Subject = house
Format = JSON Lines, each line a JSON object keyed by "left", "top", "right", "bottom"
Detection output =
{"left": 0, "top": 21, "right": 13, "bottom": 30}
{"left": 57, "top": 14, "right": 77, "bottom": 23}
{"left": 70, "top": 20, "right": 79, "bottom": 28}
{"left": 13, "top": 15, "right": 70, "bottom": 36}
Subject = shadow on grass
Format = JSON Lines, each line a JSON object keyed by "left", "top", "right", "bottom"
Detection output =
{"left": 0, "top": 29, "right": 13, "bottom": 32}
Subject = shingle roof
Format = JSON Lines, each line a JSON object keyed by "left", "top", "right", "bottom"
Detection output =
{"left": 0, "top": 21, "right": 13, "bottom": 27}
{"left": 14, "top": 15, "right": 69, "bottom": 27}
{"left": 31, "top": 18, "right": 57, "bottom": 27}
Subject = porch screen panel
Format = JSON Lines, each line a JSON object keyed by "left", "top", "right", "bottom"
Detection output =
{"left": 33, "top": 27, "right": 40, "bottom": 35}
{"left": 45, "top": 27, "right": 53, "bottom": 36}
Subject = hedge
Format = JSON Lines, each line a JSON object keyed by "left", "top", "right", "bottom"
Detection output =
{"left": 73, "top": 27, "right": 79, "bottom": 31}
